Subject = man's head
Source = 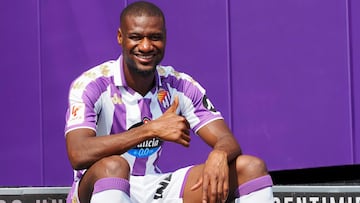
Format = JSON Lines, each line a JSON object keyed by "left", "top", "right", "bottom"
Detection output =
{"left": 118, "top": 1, "right": 166, "bottom": 76}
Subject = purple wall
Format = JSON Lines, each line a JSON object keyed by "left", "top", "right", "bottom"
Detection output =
{"left": 229, "top": 0, "right": 353, "bottom": 170}
{"left": 0, "top": 0, "right": 359, "bottom": 186}
{"left": 350, "top": 0, "right": 360, "bottom": 164}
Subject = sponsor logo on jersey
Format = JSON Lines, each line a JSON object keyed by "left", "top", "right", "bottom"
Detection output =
{"left": 67, "top": 103, "right": 85, "bottom": 125}
{"left": 127, "top": 117, "right": 163, "bottom": 158}
{"left": 202, "top": 95, "right": 217, "bottom": 112}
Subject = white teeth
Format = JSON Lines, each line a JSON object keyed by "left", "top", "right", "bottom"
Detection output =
{"left": 137, "top": 55, "right": 153, "bottom": 59}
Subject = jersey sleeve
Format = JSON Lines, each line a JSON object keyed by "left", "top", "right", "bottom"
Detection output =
{"left": 64, "top": 72, "right": 101, "bottom": 135}
{"left": 175, "top": 71, "right": 223, "bottom": 133}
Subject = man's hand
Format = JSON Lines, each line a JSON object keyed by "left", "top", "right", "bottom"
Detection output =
{"left": 191, "top": 149, "right": 229, "bottom": 203}
{"left": 148, "top": 96, "right": 191, "bottom": 147}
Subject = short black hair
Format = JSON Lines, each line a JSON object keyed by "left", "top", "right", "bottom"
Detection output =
{"left": 120, "top": 1, "right": 165, "bottom": 28}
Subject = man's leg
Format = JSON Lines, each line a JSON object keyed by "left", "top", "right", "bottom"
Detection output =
{"left": 230, "top": 155, "right": 273, "bottom": 203}
{"left": 78, "top": 155, "right": 132, "bottom": 203}
{"left": 182, "top": 155, "right": 274, "bottom": 203}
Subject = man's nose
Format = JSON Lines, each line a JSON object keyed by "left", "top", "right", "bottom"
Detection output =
{"left": 139, "top": 37, "right": 153, "bottom": 52}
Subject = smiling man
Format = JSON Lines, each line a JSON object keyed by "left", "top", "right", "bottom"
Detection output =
{"left": 64, "top": 1, "right": 274, "bottom": 203}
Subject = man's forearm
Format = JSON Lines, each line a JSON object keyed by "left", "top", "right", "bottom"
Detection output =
{"left": 213, "top": 135, "right": 242, "bottom": 163}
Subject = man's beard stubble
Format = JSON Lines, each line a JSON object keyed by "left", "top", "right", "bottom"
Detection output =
{"left": 126, "top": 58, "right": 157, "bottom": 77}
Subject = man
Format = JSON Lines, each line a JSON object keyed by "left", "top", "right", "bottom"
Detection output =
{"left": 65, "top": 1, "right": 274, "bottom": 203}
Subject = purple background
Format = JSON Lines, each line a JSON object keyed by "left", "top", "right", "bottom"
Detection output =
{"left": 0, "top": 0, "right": 359, "bottom": 186}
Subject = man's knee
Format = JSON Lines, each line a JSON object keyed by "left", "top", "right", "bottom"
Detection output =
{"left": 235, "top": 155, "right": 268, "bottom": 177}
{"left": 92, "top": 155, "right": 130, "bottom": 179}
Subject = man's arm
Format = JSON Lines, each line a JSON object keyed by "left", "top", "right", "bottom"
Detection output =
{"left": 194, "top": 119, "right": 242, "bottom": 203}
{"left": 66, "top": 125, "right": 155, "bottom": 170}
{"left": 66, "top": 96, "right": 191, "bottom": 170}
{"left": 197, "top": 119, "right": 241, "bottom": 162}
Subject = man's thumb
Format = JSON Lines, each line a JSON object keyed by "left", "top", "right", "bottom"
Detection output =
{"left": 166, "top": 96, "right": 179, "bottom": 113}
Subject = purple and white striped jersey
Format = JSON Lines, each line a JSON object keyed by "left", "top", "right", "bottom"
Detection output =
{"left": 65, "top": 55, "right": 223, "bottom": 178}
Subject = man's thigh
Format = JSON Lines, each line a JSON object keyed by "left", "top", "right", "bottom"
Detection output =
{"left": 130, "top": 166, "right": 192, "bottom": 202}
{"left": 182, "top": 162, "right": 238, "bottom": 203}
{"left": 182, "top": 165, "right": 204, "bottom": 202}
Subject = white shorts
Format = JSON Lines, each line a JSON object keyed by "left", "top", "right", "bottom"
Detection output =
{"left": 67, "top": 166, "right": 193, "bottom": 203}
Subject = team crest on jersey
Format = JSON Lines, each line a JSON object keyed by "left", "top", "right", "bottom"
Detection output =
{"left": 202, "top": 95, "right": 217, "bottom": 112}
{"left": 157, "top": 88, "right": 171, "bottom": 108}
{"left": 67, "top": 103, "right": 85, "bottom": 125}
{"left": 127, "top": 117, "right": 163, "bottom": 158}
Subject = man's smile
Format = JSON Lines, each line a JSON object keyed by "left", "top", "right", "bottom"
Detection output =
{"left": 134, "top": 53, "right": 156, "bottom": 63}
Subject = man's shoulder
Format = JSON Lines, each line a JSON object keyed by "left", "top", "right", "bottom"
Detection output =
{"left": 156, "top": 65, "right": 176, "bottom": 75}
{"left": 157, "top": 65, "right": 197, "bottom": 85}
{"left": 157, "top": 65, "right": 192, "bottom": 79}
{"left": 76, "top": 60, "right": 117, "bottom": 81}
{"left": 86, "top": 59, "right": 117, "bottom": 77}
{"left": 70, "top": 59, "right": 117, "bottom": 92}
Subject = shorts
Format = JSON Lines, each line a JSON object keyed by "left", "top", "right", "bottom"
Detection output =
{"left": 67, "top": 166, "right": 193, "bottom": 203}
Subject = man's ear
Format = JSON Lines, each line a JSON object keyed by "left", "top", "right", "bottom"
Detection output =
{"left": 117, "top": 28, "right": 123, "bottom": 45}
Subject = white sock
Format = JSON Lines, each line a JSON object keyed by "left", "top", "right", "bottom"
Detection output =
{"left": 90, "top": 177, "right": 132, "bottom": 203}
{"left": 234, "top": 175, "right": 274, "bottom": 203}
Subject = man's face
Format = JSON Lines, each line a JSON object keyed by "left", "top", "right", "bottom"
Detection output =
{"left": 118, "top": 15, "right": 166, "bottom": 76}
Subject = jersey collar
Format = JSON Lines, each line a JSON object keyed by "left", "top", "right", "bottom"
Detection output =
{"left": 114, "top": 55, "right": 162, "bottom": 93}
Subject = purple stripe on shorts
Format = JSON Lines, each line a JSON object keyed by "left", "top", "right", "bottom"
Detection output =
{"left": 235, "top": 175, "right": 273, "bottom": 197}
{"left": 92, "top": 177, "right": 130, "bottom": 196}
{"left": 179, "top": 166, "right": 194, "bottom": 198}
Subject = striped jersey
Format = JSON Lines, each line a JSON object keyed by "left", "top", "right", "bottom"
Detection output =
{"left": 65, "top": 55, "right": 223, "bottom": 179}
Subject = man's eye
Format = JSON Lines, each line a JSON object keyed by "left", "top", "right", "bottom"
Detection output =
{"left": 129, "top": 36, "right": 142, "bottom": 41}
{"left": 149, "top": 35, "right": 163, "bottom": 41}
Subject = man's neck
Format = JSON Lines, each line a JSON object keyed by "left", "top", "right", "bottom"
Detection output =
{"left": 124, "top": 67, "right": 155, "bottom": 96}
